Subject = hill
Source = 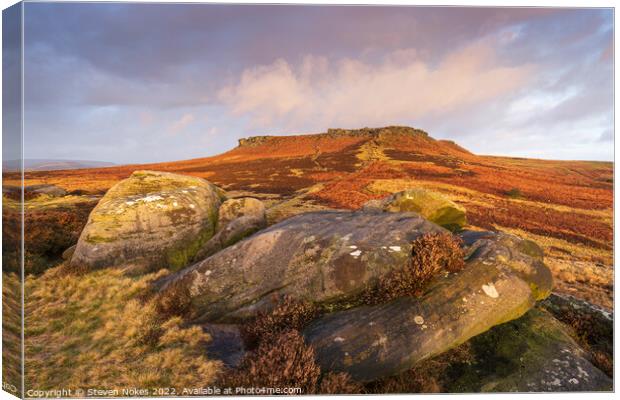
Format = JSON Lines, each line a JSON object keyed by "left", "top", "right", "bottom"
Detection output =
{"left": 4, "top": 126, "right": 614, "bottom": 307}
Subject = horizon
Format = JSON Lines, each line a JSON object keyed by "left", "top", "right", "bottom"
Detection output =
{"left": 6, "top": 125, "right": 615, "bottom": 167}
{"left": 11, "top": 3, "right": 614, "bottom": 163}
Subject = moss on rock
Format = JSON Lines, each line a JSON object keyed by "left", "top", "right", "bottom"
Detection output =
{"left": 445, "top": 309, "right": 612, "bottom": 392}
{"left": 369, "top": 188, "right": 467, "bottom": 232}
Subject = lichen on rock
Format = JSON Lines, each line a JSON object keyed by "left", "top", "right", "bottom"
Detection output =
{"left": 69, "top": 170, "right": 224, "bottom": 274}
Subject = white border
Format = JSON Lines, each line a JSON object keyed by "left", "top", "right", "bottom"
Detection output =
{"left": 0, "top": 2, "right": 616, "bottom": 400}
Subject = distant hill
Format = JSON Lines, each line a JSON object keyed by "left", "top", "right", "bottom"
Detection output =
{"left": 3, "top": 159, "right": 115, "bottom": 172}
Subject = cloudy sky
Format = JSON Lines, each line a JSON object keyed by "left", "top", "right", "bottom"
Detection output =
{"left": 22, "top": 3, "right": 613, "bottom": 163}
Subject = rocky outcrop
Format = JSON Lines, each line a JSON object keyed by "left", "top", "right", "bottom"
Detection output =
{"left": 237, "top": 136, "right": 273, "bottom": 147}
{"left": 541, "top": 292, "right": 612, "bottom": 343}
{"left": 147, "top": 194, "right": 559, "bottom": 386}
{"left": 192, "top": 295, "right": 612, "bottom": 392}
{"left": 302, "top": 231, "right": 553, "bottom": 382}
{"left": 363, "top": 189, "right": 466, "bottom": 232}
{"left": 326, "top": 126, "right": 429, "bottom": 138}
{"left": 70, "top": 170, "right": 224, "bottom": 274}
{"left": 195, "top": 197, "right": 267, "bottom": 260}
{"left": 160, "top": 210, "right": 446, "bottom": 322}
{"left": 236, "top": 127, "right": 430, "bottom": 148}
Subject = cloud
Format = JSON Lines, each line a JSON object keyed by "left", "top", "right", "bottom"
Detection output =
{"left": 218, "top": 60, "right": 306, "bottom": 126}
{"left": 169, "top": 113, "right": 195, "bottom": 135}
{"left": 218, "top": 39, "right": 534, "bottom": 132}
{"left": 21, "top": 4, "right": 613, "bottom": 162}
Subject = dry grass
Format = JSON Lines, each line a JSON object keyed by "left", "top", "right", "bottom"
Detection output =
{"left": 499, "top": 227, "right": 612, "bottom": 265}
{"left": 24, "top": 266, "right": 222, "bottom": 392}
{"left": 2, "top": 272, "right": 22, "bottom": 396}
{"left": 467, "top": 201, "right": 611, "bottom": 250}
{"left": 367, "top": 177, "right": 612, "bottom": 221}
{"left": 318, "top": 372, "right": 363, "bottom": 394}
{"left": 362, "top": 233, "right": 465, "bottom": 304}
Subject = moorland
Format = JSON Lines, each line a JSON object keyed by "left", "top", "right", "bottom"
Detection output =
{"left": 1, "top": 126, "right": 613, "bottom": 395}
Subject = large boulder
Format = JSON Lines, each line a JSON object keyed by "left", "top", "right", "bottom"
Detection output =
{"left": 160, "top": 210, "right": 446, "bottom": 322}
{"left": 301, "top": 231, "right": 553, "bottom": 382}
{"left": 364, "top": 189, "right": 466, "bottom": 232}
{"left": 194, "top": 197, "right": 267, "bottom": 260}
{"left": 70, "top": 170, "right": 224, "bottom": 274}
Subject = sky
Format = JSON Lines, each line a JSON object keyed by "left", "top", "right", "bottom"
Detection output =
{"left": 19, "top": 3, "right": 614, "bottom": 163}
